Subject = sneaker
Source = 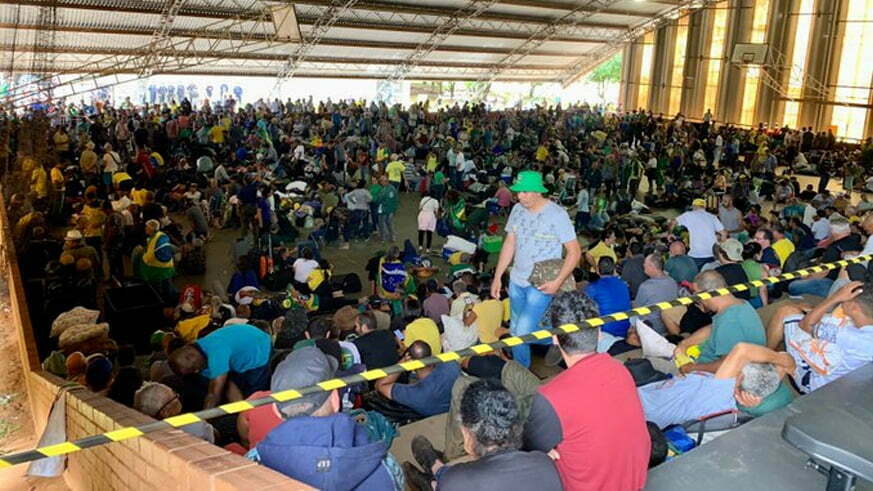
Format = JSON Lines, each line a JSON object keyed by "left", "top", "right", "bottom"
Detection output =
{"left": 411, "top": 435, "right": 444, "bottom": 477}
{"left": 402, "top": 461, "right": 433, "bottom": 491}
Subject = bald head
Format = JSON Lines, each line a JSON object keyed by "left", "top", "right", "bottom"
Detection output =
{"left": 669, "top": 240, "right": 687, "bottom": 257}
{"left": 406, "top": 340, "right": 432, "bottom": 360}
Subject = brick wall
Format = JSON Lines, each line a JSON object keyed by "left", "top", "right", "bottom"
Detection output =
{"left": 0, "top": 194, "right": 308, "bottom": 490}
{"left": 25, "top": 369, "right": 310, "bottom": 490}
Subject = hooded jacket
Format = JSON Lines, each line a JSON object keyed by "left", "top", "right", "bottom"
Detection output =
{"left": 257, "top": 412, "right": 395, "bottom": 490}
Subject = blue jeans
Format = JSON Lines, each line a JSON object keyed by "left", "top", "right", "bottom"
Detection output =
{"left": 788, "top": 278, "right": 833, "bottom": 298}
{"left": 378, "top": 212, "right": 395, "bottom": 242}
{"left": 509, "top": 281, "right": 554, "bottom": 368}
{"left": 349, "top": 209, "right": 368, "bottom": 239}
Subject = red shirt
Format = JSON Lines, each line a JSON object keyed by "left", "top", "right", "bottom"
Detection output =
{"left": 243, "top": 390, "right": 283, "bottom": 449}
{"left": 529, "top": 354, "right": 649, "bottom": 491}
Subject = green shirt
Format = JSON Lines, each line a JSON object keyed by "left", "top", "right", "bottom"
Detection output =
{"left": 433, "top": 171, "right": 446, "bottom": 185}
{"left": 665, "top": 255, "right": 698, "bottom": 284}
{"left": 374, "top": 184, "right": 399, "bottom": 214}
{"left": 698, "top": 301, "right": 766, "bottom": 364}
{"left": 740, "top": 260, "right": 762, "bottom": 298}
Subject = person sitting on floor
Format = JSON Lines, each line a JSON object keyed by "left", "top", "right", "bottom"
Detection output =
{"left": 403, "top": 379, "right": 562, "bottom": 491}
{"left": 675, "top": 270, "right": 766, "bottom": 375}
{"left": 585, "top": 256, "right": 632, "bottom": 338}
{"left": 639, "top": 343, "right": 794, "bottom": 429}
{"left": 765, "top": 280, "right": 873, "bottom": 393}
{"left": 375, "top": 340, "right": 460, "bottom": 418}
{"left": 523, "top": 290, "right": 650, "bottom": 491}
{"left": 134, "top": 382, "right": 217, "bottom": 442}
{"left": 255, "top": 347, "right": 404, "bottom": 490}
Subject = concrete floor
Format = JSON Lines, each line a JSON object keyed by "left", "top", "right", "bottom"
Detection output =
{"left": 174, "top": 192, "right": 455, "bottom": 300}
{"left": 175, "top": 169, "right": 866, "bottom": 300}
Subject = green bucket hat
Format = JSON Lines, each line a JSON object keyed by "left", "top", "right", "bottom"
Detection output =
{"left": 510, "top": 170, "right": 548, "bottom": 193}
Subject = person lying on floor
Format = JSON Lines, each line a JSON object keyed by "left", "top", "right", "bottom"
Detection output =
{"left": 638, "top": 342, "right": 795, "bottom": 429}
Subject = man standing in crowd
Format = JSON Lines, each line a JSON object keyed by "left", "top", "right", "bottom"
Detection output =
{"left": 671, "top": 198, "right": 726, "bottom": 269}
{"left": 491, "top": 171, "right": 581, "bottom": 368}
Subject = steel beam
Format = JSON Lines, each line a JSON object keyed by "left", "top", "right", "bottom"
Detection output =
{"left": 0, "top": 44, "right": 563, "bottom": 70}
{"left": 381, "top": 0, "right": 501, "bottom": 87}
{"left": 469, "top": 0, "right": 626, "bottom": 101}
{"left": 559, "top": 0, "right": 717, "bottom": 87}
{"left": 275, "top": 0, "right": 361, "bottom": 82}
{"left": 0, "top": 24, "right": 587, "bottom": 57}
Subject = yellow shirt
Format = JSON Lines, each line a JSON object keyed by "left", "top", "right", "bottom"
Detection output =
{"left": 176, "top": 314, "right": 212, "bottom": 342}
{"left": 426, "top": 155, "right": 438, "bottom": 172}
{"left": 535, "top": 145, "right": 548, "bottom": 162}
{"left": 50, "top": 167, "right": 64, "bottom": 188}
{"left": 403, "top": 318, "right": 441, "bottom": 355}
{"left": 80, "top": 150, "right": 99, "bottom": 174}
{"left": 587, "top": 241, "right": 617, "bottom": 271}
{"left": 209, "top": 126, "right": 225, "bottom": 144}
{"left": 772, "top": 238, "right": 795, "bottom": 267}
{"left": 386, "top": 160, "right": 406, "bottom": 182}
{"left": 131, "top": 188, "right": 150, "bottom": 206}
{"left": 31, "top": 166, "right": 48, "bottom": 199}
{"left": 473, "top": 299, "right": 504, "bottom": 344}
{"left": 82, "top": 204, "right": 107, "bottom": 238}
{"left": 113, "top": 172, "right": 132, "bottom": 187}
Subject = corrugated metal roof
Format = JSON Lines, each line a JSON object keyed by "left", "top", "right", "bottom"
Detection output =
{"left": 0, "top": 0, "right": 694, "bottom": 84}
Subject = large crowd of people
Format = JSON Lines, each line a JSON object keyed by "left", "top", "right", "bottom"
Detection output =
{"left": 6, "top": 93, "right": 873, "bottom": 490}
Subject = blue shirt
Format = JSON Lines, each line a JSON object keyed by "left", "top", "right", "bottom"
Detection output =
{"left": 196, "top": 324, "right": 272, "bottom": 379}
{"left": 638, "top": 374, "right": 736, "bottom": 429}
{"left": 586, "top": 276, "right": 632, "bottom": 337}
{"left": 391, "top": 362, "right": 460, "bottom": 416}
{"left": 505, "top": 201, "right": 576, "bottom": 287}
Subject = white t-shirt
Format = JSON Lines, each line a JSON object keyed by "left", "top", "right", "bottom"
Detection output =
{"left": 811, "top": 219, "right": 830, "bottom": 241}
{"left": 419, "top": 196, "right": 440, "bottom": 216}
{"left": 293, "top": 258, "right": 319, "bottom": 283}
{"left": 676, "top": 209, "right": 725, "bottom": 259}
{"left": 103, "top": 151, "right": 121, "bottom": 173}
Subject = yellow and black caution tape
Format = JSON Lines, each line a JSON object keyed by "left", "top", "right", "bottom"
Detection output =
{"left": 1, "top": 253, "right": 870, "bottom": 468}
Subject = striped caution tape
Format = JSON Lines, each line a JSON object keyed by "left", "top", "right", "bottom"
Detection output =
{"left": 1, "top": 253, "right": 870, "bottom": 468}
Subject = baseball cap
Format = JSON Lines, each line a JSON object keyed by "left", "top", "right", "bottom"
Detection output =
{"left": 270, "top": 347, "right": 338, "bottom": 416}
{"left": 692, "top": 198, "right": 706, "bottom": 208}
{"left": 720, "top": 238, "right": 744, "bottom": 262}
